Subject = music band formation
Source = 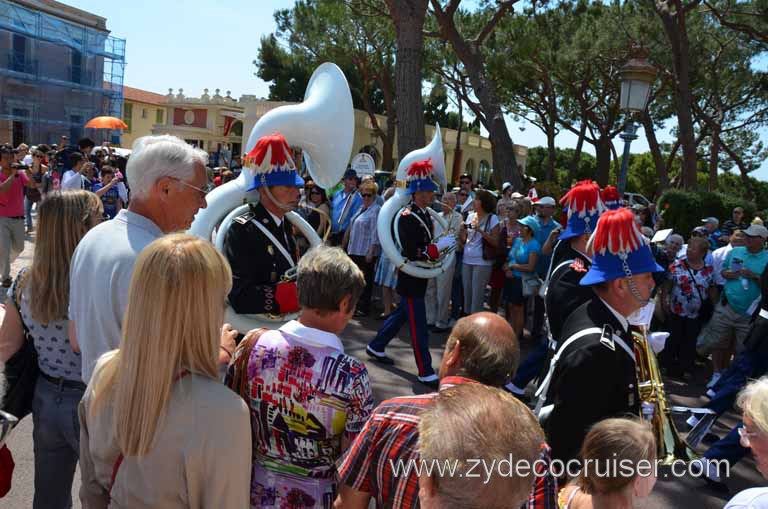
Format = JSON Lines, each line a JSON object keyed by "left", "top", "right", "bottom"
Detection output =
{"left": 2, "top": 61, "right": 753, "bottom": 509}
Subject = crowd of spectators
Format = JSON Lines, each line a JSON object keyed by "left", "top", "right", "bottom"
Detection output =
{"left": 3, "top": 134, "right": 768, "bottom": 508}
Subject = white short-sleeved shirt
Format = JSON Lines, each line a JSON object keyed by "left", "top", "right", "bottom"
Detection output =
{"left": 725, "top": 487, "right": 768, "bottom": 508}
{"left": 69, "top": 209, "right": 163, "bottom": 383}
{"left": 463, "top": 212, "right": 500, "bottom": 266}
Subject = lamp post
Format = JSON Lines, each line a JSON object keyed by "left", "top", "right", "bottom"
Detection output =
{"left": 617, "top": 47, "right": 657, "bottom": 195}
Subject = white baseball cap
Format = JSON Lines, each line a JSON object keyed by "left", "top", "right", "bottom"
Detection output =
{"left": 744, "top": 224, "right": 768, "bottom": 239}
{"left": 535, "top": 196, "right": 556, "bottom": 206}
{"left": 502, "top": 182, "right": 512, "bottom": 192}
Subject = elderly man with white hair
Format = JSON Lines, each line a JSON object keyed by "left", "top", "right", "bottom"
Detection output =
{"left": 69, "top": 135, "right": 217, "bottom": 383}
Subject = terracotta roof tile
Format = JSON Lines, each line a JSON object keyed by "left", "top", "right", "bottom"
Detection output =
{"left": 121, "top": 85, "right": 167, "bottom": 105}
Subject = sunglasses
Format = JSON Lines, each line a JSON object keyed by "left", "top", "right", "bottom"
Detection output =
{"left": 361, "top": 193, "right": 373, "bottom": 198}
{"left": 309, "top": 190, "right": 321, "bottom": 195}
{"left": 458, "top": 192, "right": 468, "bottom": 196}
{"left": 460, "top": 180, "right": 471, "bottom": 184}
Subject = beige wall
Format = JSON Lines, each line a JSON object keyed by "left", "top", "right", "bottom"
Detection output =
{"left": 121, "top": 100, "right": 165, "bottom": 149}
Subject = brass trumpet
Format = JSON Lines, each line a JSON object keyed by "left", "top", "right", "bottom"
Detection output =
{"left": 632, "top": 325, "right": 695, "bottom": 464}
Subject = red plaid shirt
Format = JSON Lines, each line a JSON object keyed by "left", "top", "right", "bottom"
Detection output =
{"left": 337, "top": 376, "right": 557, "bottom": 509}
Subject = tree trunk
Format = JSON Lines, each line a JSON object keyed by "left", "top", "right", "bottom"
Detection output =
{"left": 385, "top": 0, "right": 428, "bottom": 158}
{"left": 708, "top": 125, "right": 720, "bottom": 191}
{"left": 379, "top": 70, "right": 397, "bottom": 172}
{"left": 641, "top": 112, "right": 669, "bottom": 193}
{"left": 568, "top": 122, "right": 587, "bottom": 180}
{"left": 721, "top": 141, "right": 753, "bottom": 199}
{"left": 432, "top": 7, "right": 520, "bottom": 189}
{"left": 595, "top": 137, "right": 612, "bottom": 187}
{"left": 382, "top": 124, "right": 395, "bottom": 172}
{"left": 452, "top": 91, "right": 464, "bottom": 184}
{"left": 653, "top": 1, "right": 699, "bottom": 189}
{"left": 545, "top": 122, "right": 556, "bottom": 182}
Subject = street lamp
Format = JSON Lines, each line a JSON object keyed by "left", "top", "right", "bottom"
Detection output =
{"left": 617, "top": 47, "right": 657, "bottom": 195}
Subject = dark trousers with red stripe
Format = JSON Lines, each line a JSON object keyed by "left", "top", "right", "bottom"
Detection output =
{"left": 368, "top": 295, "right": 435, "bottom": 378}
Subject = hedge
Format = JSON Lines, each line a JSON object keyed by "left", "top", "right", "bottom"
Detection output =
{"left": 657, "top": 189, "right": 757, "bottom": 237}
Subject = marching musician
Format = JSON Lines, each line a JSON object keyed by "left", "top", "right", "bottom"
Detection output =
{"left": 223, "top": 134, "right": 302, "bottom": 316}
{"left": 536, "top": 207, "right": 663, "bottom": 463}
{"left": 365, "top": 159, "right": 443, "bottom": 388}
{"left": 508, "top": 181, "right": 605, "bottom": 396}
{"left": 545, "top": 181, "right": 606, "bottom": 345}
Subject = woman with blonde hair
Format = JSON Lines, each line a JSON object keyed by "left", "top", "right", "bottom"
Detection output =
{"left": 343, "top": 179, "right": 381, "bottom": 316}
{"left": 558, "top": 418, "right": 657, "bottom": 509}
{"left": 0, "top": 190, "right": 103, "bottom": 509}
{"left": 79, "top": 234, "right": 250, "bottom": 508}
{"left": 724, "top": 377, "right": 768, "bottom": 507}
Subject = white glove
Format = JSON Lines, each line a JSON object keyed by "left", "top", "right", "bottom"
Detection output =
{"left": 649, "top": 332, "right": 670, "bottom": 354}
{"left": 436, "top": 235, "right": 456, "bottom": 252}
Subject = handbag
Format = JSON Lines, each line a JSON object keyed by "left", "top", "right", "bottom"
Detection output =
{"left": 684, "top": 261, "right": 714, "bottom": 323}
{"left": 521, "top": 271, "right": 543, "bottom": 297}
{"left": 481, "top": 215, "right": 499, "bottom": 261}
{"left": 1, "top": 269, "right": 39, "bottom": 422}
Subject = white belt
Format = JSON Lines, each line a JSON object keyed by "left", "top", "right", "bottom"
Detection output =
{"left": 760, "top": 309, "right": 768, "bottom": 320}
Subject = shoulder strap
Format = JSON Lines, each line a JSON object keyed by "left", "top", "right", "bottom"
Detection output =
{"left": 683, "top": 260, "right": 706, "bottom": 303}
{"left": 10, "top": 268, "right": 29, "bottom": 335}
{"left": 409, "top": 209, "right": 434, "bottom": 241}
{"left": 249, "top": 218, "right": 295, "bottom": 268}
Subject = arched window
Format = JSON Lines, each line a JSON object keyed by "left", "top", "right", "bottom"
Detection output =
{"left": 479, "top": 160, "right": 491, "bottom": 186}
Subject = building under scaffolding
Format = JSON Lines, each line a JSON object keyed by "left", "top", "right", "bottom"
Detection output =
{"left": 0, "top": 0, "right": 125, "bottom": 146}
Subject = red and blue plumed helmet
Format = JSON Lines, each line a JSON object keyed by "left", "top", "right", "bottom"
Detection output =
{"left": 580, "top": 207, "right": 664, "bottom": 286}
{"left": 244, "top": 133, "right": 304, "bottom": 191}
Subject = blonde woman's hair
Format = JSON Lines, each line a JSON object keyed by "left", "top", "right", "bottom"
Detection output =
{"left": 575, "top": 417, "right": 656, "bottom": 495}
{"left": 360, "top": 180, "right": 378, "bottom": 195}
{"left": 90, "top": 234, "right": 232, "bottom": 456}
{"left": 738, "top": 377, "right": 768, "bottom": 435}
{"left": 26, "top": 191, "right": 102, "bottom": 324}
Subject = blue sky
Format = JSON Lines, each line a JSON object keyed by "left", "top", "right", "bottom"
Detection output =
{"left": 69, "top": 0, "right": 768, "bottom": 182}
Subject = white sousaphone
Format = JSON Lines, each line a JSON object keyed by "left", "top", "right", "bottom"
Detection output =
{"left": 188, "top": 62, "right": 354, "bottom": 332}
{"left": 377, "top": 125, "right": 456, "bottom": 279}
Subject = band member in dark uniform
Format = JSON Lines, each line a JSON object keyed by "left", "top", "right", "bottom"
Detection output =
{"left": 508, "top": 180, "right": 605, "bottom": 396}
{"left": 224, "top": 134, "right": 302, "bottom": 316}
{"left": 545, "top": 181, "right": 605, "bottom": 345}
{"left": 366, "top": 159, "right": 442, "bottom": 388}
{"left": 536, "top": 207, "right": 663, "bottom": 463}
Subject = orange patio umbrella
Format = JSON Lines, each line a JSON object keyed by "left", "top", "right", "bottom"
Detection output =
{"left": 84, "top": 116, "right": 128, "bottom": 130}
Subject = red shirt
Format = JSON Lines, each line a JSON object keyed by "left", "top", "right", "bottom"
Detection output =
{"left": 337, "top": 376, "right": 557, "bottom": 509}
{"left": 0, "top": 170, "right": 29, "bottom": 217}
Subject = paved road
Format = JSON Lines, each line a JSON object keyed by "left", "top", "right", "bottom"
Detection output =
{"left": 1, "top": 234, "right": 761, "bottom": 507}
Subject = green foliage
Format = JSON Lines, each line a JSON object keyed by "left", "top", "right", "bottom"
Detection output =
{"left": 523, "top": 146, "right": 597, "bottom": 187}
{"left": 657, "top": 189, "right": 757, "bottom": 236}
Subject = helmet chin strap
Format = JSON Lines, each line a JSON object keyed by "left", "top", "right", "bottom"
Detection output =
{"left": 262, "top": 183, "right": 293, "bottom": 212}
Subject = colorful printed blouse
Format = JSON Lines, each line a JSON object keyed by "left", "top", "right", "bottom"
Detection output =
{"left": 667, "top": 258, "right": 715, "bottom": 318}
{"left": 232, "top": 320, "right": 374, "bottom": 509}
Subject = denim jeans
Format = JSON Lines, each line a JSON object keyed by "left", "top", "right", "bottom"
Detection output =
{"left": 32, "top": 374, "right": 85, "bottom": 509}
{"left": 24, "top": 197, "right": 35, "bottom": 230}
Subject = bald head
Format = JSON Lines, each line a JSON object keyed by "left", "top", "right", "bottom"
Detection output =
{"left": 438, "top": 312, "right": 519, "bottom": 387}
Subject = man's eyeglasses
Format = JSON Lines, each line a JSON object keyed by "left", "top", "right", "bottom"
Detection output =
{"left": 309, "top": 190, "right": 321, "bottom": 195}
{"left": 458, "top": 192, "right": 468, "bottom": 197}
{"left": 171, "top": 177, "right": 214, "bottom": 196}
{"left": 361, "top": 193, "right": 373, "bottom": 198}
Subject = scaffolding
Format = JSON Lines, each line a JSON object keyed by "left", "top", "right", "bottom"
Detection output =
{"left": 0, "top": 0, "right": 126, "bottom": 145}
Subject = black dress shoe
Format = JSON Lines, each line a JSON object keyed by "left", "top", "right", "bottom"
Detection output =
{"left": 419, "top": 378, "right": 439, "bottom": 389}
{"left": 1, "top": 277, "right": 11, "bottom": 288}
{"left": 431, "top": 326, "right": 450, "bottom": 333}
{"left": 366, "top": 347, "right": 395, "bottom": 365}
